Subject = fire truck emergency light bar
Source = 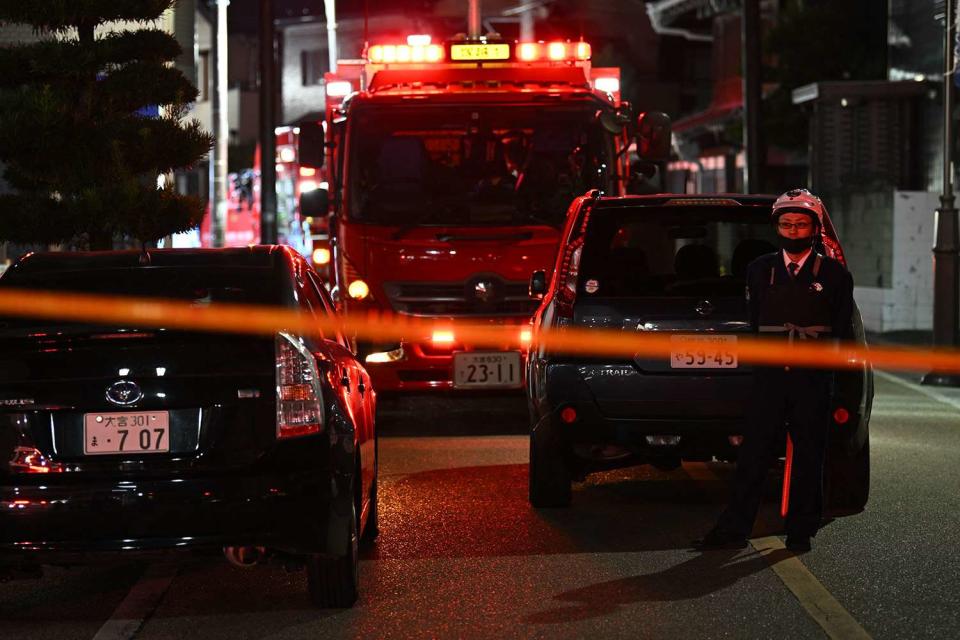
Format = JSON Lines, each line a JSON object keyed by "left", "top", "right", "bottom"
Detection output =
{"left": 367, "top": 37, "right": 592, "bottom": 65}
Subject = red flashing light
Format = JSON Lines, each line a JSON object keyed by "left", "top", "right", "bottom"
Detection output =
{"left": 368, "top": 43, "right": 444, "bottom": 64}
{"left": 407, "top": 34, "right": 432, "bottom": 46}
{"left": 547, "top": 41, "right": 567, "bottom": 60}
{"left": 833, "top": 407, "right": 850, "bottom": 425}
{"left": 517, "top": 42, "right": 540, "bottom": 61}
{"left": 560, "top": 406, "right": 578, "bottom": 424}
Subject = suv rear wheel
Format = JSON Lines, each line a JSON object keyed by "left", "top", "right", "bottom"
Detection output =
{"left": 306, "top": 502, "right": 359, "bottom": 608}
{"left": 529, "top": 419, "right": 572, "bottom": 507}
{"left": 824, "top": 434, "right": 870, "bottom": 515}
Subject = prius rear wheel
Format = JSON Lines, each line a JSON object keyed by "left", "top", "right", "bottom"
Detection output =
{"left": 306, "top": 503, "right": 359, "bottom": 608}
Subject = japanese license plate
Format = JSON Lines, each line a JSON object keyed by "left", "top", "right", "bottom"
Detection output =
{"left": 450, "top": 43, "right": 511, "bottom": 61}
{"left": 83, "top": 411, "right": 170, "bottom": 455}
{"left": 669, "top": 335, "right": 738, "bottom": 369}
{"left": 453, "top": 351, "right": 522, "bottom": 389}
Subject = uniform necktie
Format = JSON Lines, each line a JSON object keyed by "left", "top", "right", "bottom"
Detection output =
{"left": 788, "top": 262, "right": 799, "bottom": 278}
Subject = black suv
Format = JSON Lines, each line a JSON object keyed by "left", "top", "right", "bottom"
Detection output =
{"left": 0, "top": 247, "right": 377, "bottom": 608}
{"left": 525, "top": 192, "right": 872, "bottom": 510}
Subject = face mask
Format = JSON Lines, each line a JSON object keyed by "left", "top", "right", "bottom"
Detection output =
{"left": 778, "top": 234, "right": 815, "bottom": 253}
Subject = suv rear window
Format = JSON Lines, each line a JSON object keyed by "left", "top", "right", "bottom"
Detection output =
{"left": 578, "top": 205, "right": 778, "bottom": 298}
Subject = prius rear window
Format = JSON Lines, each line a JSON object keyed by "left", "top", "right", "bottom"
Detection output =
{"left": 0, "top": 266, "right": 282, "bottom": 305}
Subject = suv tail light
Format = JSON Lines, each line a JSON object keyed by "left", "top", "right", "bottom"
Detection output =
{"left": 553, "top": 240, "right": 583, "bottom": 325}
{"left": 275, "top": 333, "right": 324, "bottom": 439}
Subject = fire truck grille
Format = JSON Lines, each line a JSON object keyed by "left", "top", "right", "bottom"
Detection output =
{"left": 383, "top": 279, "right": 537, "bottom": 317}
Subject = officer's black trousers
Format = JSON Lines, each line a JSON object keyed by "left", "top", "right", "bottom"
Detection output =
{"left": 717, "top": 367, "right": 832, "bottom": 538}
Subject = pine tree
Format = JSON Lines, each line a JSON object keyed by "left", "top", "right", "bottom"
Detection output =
{"left": 0, "top": 0, "right": 213, "bottom": 249}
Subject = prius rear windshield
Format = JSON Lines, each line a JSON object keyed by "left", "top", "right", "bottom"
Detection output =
{"left": 578, "top": 205, "right": 780, "bottom": 298}
{"left": 0, "top": 266, "right": 282, "bottom": 305}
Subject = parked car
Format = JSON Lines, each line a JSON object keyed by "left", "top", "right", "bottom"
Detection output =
{"left": 0, "top": 246, "right": 377, "bottom": 608}
{"left": 525, "top": 191, "right": 872, "bottom": 511}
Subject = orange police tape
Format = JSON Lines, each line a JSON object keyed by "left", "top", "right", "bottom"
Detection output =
{"left": 1, "top": 287, "right": 960, "bottom": 374}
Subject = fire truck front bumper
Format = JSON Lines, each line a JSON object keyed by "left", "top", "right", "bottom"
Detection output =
{"left": 364, "top": 336, "right": 531, "bottom": 394}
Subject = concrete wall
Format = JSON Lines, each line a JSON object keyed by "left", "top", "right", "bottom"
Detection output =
{"left": 281, "top": 15, "right": 414, "bottom": 124}
{"left": 281, "top": 22, "right": 328, "bottom": 124}
{"left": 853, "top": 190, "right": 937, "bottom": 332}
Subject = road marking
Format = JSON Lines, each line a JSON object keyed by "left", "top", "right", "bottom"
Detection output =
{"left": 874, "top": 369, "right": 960, "bottom": 412}
{"left": 751, "top": 537, "right": 872, "bottom": 639}
{"left": 693, "top": 463, "right": 871, "bottom": 639}
{"left": 92, "top": 561, "right": 178, "bottom": 640}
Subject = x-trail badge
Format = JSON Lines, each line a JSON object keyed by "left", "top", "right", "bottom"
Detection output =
{"left": 105, "top": 380, "right": 143, "bottom": 406}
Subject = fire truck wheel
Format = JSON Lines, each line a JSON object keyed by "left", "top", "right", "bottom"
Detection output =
{"left": 529, "top": 418, "right": 572, "bottom": 508}
{"left": 823, "top": 431, "right": 870, "bottom": 516}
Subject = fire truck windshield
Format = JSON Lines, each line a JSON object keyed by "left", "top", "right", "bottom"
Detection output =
{"left": 349, "top": 104, "right": 612, "bottom": 228}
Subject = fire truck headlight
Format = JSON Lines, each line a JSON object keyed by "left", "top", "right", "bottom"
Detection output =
{"left": 348, "top": 280, "right": 370, "bottom": 300}
{"left": 312, "top": 248, "right": 331, "bottom": 266}
{"left": 300, "top": 179, "right": 319, "bottom": 193}
{"left": 519, "top": 327, "right": 532, "bottom": 346}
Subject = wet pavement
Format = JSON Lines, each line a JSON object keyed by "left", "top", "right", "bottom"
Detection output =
{"left": 2, "top": 373, "right": 959, "bottom": 639}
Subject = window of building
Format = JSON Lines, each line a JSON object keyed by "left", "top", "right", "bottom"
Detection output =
{"left": 301, "top": 49, "right": 327, "bottom": 86}
{"left": 198, "top": 49, "right": 210, "bottom": 102}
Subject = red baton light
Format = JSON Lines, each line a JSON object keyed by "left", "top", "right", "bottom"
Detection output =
{"left": 781, "top": 435, "right": 793, "bottom": 518}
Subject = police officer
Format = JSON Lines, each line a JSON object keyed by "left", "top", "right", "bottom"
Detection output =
{"left": 695, "top": 189, "right": 854, "bottom": 553}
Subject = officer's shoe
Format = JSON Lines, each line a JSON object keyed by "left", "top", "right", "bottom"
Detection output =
{"left": 692, "top": 527, "right": 748, "bottom": 550}
{"left": 785, "top": 535, "right": 812, "bottom": 553}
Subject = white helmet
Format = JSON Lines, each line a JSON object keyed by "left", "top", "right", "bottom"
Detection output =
{"left": 772, "top": 188, "right": 824, "bottom": 228}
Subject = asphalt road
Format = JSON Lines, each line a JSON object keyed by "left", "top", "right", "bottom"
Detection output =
{"left": 1, "top": 371, "right": 958, "bottom": 639}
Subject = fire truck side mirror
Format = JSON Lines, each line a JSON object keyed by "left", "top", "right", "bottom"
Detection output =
{"left": 529, "top": 270, "right": 547, "bottom": 300}
{"left": 300, "top": 188, "right": 329, "bottom": 219}
{"left": 298, "top": 121, "right": 325, "bottom": 168}
{"left": 635, "top": 111, "right": 672, "bottom": 162}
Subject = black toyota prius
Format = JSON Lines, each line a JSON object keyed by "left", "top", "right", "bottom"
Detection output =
{"left": 0, "top": 246, "right": 377, "bottom": 608}
{"left": 525, "top": 192, "right": 872, "bottom": 511}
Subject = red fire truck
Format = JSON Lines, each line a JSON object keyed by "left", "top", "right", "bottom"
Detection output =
{"left": 299, "top": 35, "right": 670, "bottom": 394}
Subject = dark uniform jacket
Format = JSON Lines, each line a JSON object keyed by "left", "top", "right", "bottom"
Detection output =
{"left": 745, "top": 251, "right": 855, "bottom": 341}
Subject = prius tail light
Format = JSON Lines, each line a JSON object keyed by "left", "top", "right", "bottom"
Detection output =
{"left": 275, "top": 333, "right": 324, "bottom": 439}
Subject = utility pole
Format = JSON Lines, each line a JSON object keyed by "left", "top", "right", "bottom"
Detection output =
{"left": 210, "top": 0, "right": 229, "bottom": 247}
{"left": 259, "top": 0, "right": 278, "bottom": 244}
{"left": 924, "top": 0, "right": 960, "bottom": 386}
{"left": 741, "top": 0, "right": 763, "bottom": 193}
{"left": 325, "top": 0, "right": 338, "bottom": 74}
